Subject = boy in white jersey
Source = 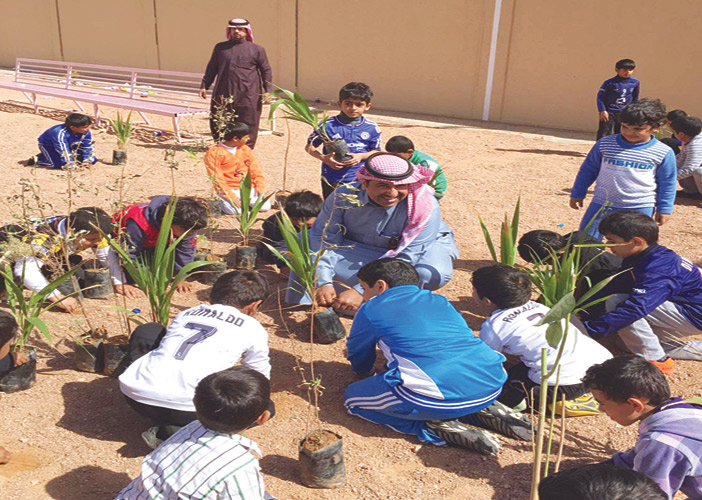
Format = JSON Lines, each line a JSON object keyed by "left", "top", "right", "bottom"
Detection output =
{"left": 570, "top": 99, "right": 677, "bottom": 240}
{"left": 472, "top": 265, "right": 612, "bottom": 413}
{"left": 117, "top": 366, "right": 275, "bottom": 500}
{"left": 119, "top": 271, "right": 271, "bottom": 448}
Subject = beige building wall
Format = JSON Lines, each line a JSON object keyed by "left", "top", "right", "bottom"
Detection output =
{"left": 0, "top": 0, "right": 62, "bottom": 66}
{"left": 0, "top": 1, "right": 700, "bottom": 132}
{"left": 297, "top": 0, "right": 494, "bottom": 120}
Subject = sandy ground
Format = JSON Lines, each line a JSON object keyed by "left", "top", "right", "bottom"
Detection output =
{"left": 0, "top": 85, "right": 700, "bottom": 500}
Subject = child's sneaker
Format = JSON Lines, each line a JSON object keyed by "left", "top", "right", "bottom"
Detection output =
{"left": 459, "top": 401, "right": 532, "bottom": 441}
{"left": 141, "top": 426, "right": 164, "bottom": 450}
{"left": 649, "top": 357, "right": 675, "bottom": 374}
{"left": 25, "top": 155, "right": 37, "bottom": 166}
{"left": 425, "top": 419, "right": 501, "bottom": 456}
{"left": 549, "top": 394, "right": 601, "bottom": 417}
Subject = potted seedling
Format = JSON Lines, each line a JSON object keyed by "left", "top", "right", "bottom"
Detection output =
{"left": 110, "top": 111, "right": 133, "bottom": 165}
{"left": 231, "top": 172, "right": 273, "bottom": 270}
{"left": 0, "top": 264, "right": 77, "bottom": 392}
{"left": 269, "top": 86, "right": 352, "bottom": 162}
{"left": 265, "top": 210, "right": 346, "bottom": 488}
{"left": 193, "top": 234, "right": 227, "bottom": 285}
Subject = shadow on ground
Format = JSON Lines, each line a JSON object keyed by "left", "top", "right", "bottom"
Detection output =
{"left": 45, "top": 465, "right": 131, "bottom": 500}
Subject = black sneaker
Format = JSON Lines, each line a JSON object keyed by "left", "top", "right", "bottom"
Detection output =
{"left": 425, "top": 419, "right": 501, "bottom": 455}
{"left": 26, "top": 155, "right": 37, "bottom": 166}
{"left": 676, "top": 190, "right": 702, "bottom": 199}
{"left": 459, "top": 401, "right": 532, "bottom": 441}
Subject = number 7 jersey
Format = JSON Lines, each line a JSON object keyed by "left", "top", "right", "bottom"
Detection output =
{"left": 119, "top": 303, "right": 271, "bottom": 412}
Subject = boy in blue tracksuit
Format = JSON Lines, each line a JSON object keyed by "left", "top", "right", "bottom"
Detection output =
{"left": 305, "top": 82, "right": 381, "bottom": 199}
{"left": 596, "top": 58, "right": 640, "bottom": 140}
{"left": 583, "top": 211, "right": 702, "bottom": 375}
{"left": 344, "top": 259, "right": 530, "bottom": 455}
{"left": 570, "top": 99, "right": 676, "bottom": 240}
{"left": 30, "top": 113, "right": 98, "bottom": 169}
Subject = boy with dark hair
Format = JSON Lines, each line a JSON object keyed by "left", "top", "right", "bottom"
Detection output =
{"left": 671, "top": 116, "right": 702, "bottom": 197}
{"left": 344, "top": 258, "right": 531, "bottom": 455}
{"left": 583, "top": 356, "right": 702, "bottom": 498}
{"left": 472, "top": 264, "right": 611, "bottom": 413}
{"left": 204, "top": 121, "right": 271, "bottom": 214}
{"left": 305, "top": 82, "right": 381, "bottom": 198}
{"left": 539, "top": 463, "right": 667, "bottom": 500}
{"left": 582, "top": 211, "right": 702, "bottom": 374}
{"left": 385, "top": 135, "right": 448, "bottom": 199}
{"left": 1, "top": 207, "right": 113, "bottom": 313}
{"left": 117, "top": 366, "right": 273, "bottom": 499}
{"left": 109, "top": 196, "right": 208, "bottom": 297}
{"left": 28, "top": 113, "right": 98, "bottom": 169}
{"left": 119, "top": 270, "right": 271, "bottom": 448}
{"left": 256, "top": 190, "right": 323, "bottom": 266}
{"left": 596, "top": 59, "right": 639, "bottom": 140}
{"left": 571, "top": 98, "right": 676, "bottom": 240}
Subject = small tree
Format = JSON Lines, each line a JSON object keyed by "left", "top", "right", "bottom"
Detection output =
{"left": 479, "top": 197, "right": 520, "bottom": 266}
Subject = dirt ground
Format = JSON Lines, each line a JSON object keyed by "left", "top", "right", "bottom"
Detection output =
{"left": 0, "top": 84, "right": 700, "bottom": 500}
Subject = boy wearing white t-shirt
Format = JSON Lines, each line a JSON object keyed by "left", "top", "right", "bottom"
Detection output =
{"left": 119, "top": 270, "right": 271, "bottom": 448}
{"left": 472, "top": 265, "right": 612, "bottom": 411}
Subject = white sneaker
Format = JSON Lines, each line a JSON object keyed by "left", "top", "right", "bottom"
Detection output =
{"left": 141, "top": 426, "right": 163, "bottom": 450}
{"left": 425, "top": 419, "right": 501, "bottom": 455}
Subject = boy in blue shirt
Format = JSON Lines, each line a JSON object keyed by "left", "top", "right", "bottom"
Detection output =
{"left": 596, "top": 58, "right": 640, "bottom": 140}
{"left": 305, "top": 82, "right": 381, "bottom": 198}
{"left": 344, "top": 258, "right": 531, "bottom": 456}
{"left": 583, "top": 211, "right": 702, "bottom": 375}
{"left": 28, "top": 113, "right": 98, "bottom": 169}
{"left": 570, "top": 99, "right": 676, "bottom": 240}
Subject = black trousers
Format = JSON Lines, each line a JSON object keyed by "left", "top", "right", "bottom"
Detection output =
{"left": 596, "top": 113, "right": 620, "bottom": 140}
{"left": 321, "top": 179, "right": 342, "bottom": 199}
{"left": 123, "top": 322, "right": 275, "bottom": 439}
{"left": 497, "top": 361, "right": 587, "bottom": 409}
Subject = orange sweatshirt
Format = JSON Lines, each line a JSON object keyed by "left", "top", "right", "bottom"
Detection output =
{"left": 204, "top": 144, "right": 266, "bottom": 199}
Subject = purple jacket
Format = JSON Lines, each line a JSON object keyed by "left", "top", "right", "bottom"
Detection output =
{"left": 609, "top": 398, "right": 702, "bottom": 499}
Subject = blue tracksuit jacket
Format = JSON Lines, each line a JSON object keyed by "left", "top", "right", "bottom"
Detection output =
{"left": 585, "top": 245, "right": 702, "bottom": 338}
{"left": 37, "top": 124, "right": 97, "bottom": 168}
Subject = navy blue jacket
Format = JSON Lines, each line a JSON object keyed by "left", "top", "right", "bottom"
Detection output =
{"left": 585, "top": 245, "right": 702, "bottom": 338}
{"left": 596, "top": 76, "right": 640, "bottom": 114}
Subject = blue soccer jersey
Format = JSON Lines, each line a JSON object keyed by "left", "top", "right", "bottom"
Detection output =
{"left": 308, "top": 115, "right": 381, "bottom": 183}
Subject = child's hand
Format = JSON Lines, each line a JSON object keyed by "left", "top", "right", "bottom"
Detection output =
{"left": 316, "top": 284, "right": 337, "bottom": 306}
{"left": 569, "top": 198, "right": 584, "bottom": 210}
{"left": 175, "top": 281, "right": 193, "bottom": 293}
{"left": 321, "top": 153, "right": 355, "bottom": 170}
{"left": 655, "top": 213, "right": 670, "bottom": 225}
{"left": 11, "top": 351, "right": 29, "bottom": 367}
{"left": 599, "top": 110, "right": 610, "bottom": 121}
{"left": 116, "top": 284, "right": 142, "bottom": 298}
{"left": 198, "top": 88, "right": 208, "bottom": 99}
{"left": 50, "top": 295, "right": 79, "bottom": 313}
{"left": 0, "top": 446, "right": 10, "bottom": 465}
{"left": 333, "top": 289, "right": 363, "bottom": 311}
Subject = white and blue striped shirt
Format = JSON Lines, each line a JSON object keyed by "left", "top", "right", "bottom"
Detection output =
{"left": 571, "top": 135, "right": 677, "bottom": 213}
{"left": 116, "top": 421, "right": 266, "bottom": 500}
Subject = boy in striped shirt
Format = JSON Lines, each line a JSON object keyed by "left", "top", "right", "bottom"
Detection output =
{"left": 570, "top": 99, "right": 676, "bottom": 240}
{"left": 116, "top": 366, "right": 274, "bottom": 500}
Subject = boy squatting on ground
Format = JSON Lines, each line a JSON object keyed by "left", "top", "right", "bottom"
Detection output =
{"left": 539, "top": 463, "right": 667, "bottom": 500}
{"left": 107, "top": 196, "right": 208, "bottom": 298}
{"left": 385, "top": 135, "right": 448, "bottom": 199}
{"left": 582, "top": 211, "right": 702, "bottom": 374}
{"left": 0, "top": 207, "right": 113, "bottom": 313}
{"left": 671, "top": 116, "right": 702, "bottom": 197}
{"left": 305, "top": 82, "right": 381, "bottom": 199}
{"left": 118, "top": 271, "right": 272, "bottom": 448}
{"left": 117, "top": 366, "right": 275, "bottom": 500}
{"left": 344, "top": 259, "right": 533, "bottom": 456}
{"left": 472, "top": 265, "right": 612, "bottom": 412}
{"left": 596, "top": 58, "right": 639, "bottom": 140}
{"left": 583, "top": 356, "right": 702, "bottom": 499}
{"left": 286, "top": 153, "right": 458, "bottom": 309}
{"left": 256, "top": 190, "right": 322, "bottom": 267}
{"left": 204, "top": 121, "right": 271, "bottom": 214}
{"left": 28, "top": 113, "right": 98, "bottom": 169}
{"left": 571, "top": 99, "right": 676, "bottom": 240}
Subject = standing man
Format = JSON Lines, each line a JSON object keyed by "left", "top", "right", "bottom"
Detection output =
{"left": 200, "top": 18, "right": 273, "bottom": 148}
